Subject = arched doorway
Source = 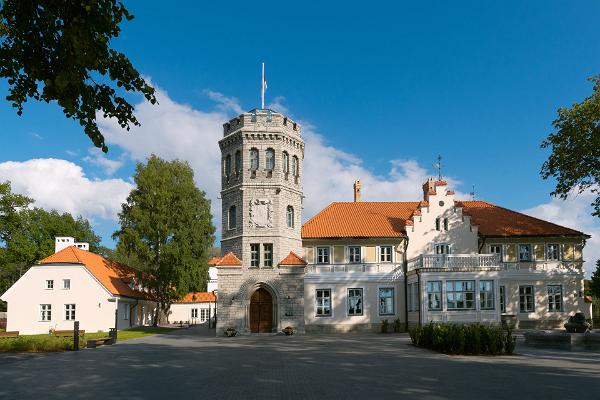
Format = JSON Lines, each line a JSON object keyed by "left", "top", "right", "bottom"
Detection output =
{"left": 250, "top": 288, "right": 273, "bottom": 333}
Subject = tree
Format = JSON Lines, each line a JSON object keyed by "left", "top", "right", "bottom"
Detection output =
{"left": 113, "top": 155, "right": 215, "bottom": 325}
{"left": 589, "top": 260, "right": 600, "bottom": 300}
{"left": 541, "top": 75, "right": 600, "bottom": 218}
{"left": 0, "top": 0, "right": 156, "bottom": 152}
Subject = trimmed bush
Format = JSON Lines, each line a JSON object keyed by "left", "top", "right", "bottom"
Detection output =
{"left": 410, "top": 323, "right": 516, "bottom": 355}
{"left": 0, "top": 335, "right": 73, "bottom": 352}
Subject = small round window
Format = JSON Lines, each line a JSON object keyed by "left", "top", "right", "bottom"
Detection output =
{"left": 439, "top": 201, "right": 445, "bottom": 207}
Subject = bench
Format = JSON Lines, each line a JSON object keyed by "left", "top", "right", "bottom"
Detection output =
{"left": 86, "top": 337, "right": 113, "bottom": 348}
{"left": 0, "top": 331, "right": 19, "bottom": 338}
{"left": 52, "top": 330, "right": 86, "bottom": 337}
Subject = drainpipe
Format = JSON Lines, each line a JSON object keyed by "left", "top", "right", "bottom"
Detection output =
{"left": 403, "top": 239, "right": 409, "bottom": 331}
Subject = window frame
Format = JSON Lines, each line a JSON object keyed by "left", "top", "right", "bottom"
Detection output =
{"left": 40, "top": 304, "right": 52, "bottom": 321}
{"left": 250, "top": 244, "right": 260, "bottom": 267}
{"left": 348, "top": 246, "right": 361, "bottom": 263}
{"left": 380, "top": 246, "right": 393, "bottom": 263}
{"left": 499, "top": 285, "right": 506, "bottom": 313}
{"left": 347, "top": 288, "right": 364, "bottom": 316}
{"left": 446, "top": 280, "right": 476, "bottom": 310}
{"left": 315, "top": 288, "right": 332, "bottom": 317}
{"left": 434, "top": 243, "right": 450, "bottom": 255}
{"left": 265, "top": 148, "right": 275, "bottom": 171}
{"left": 546, "top": 244, "right": 559, "bottom": 261}
{"left": 489, "top": 244, "right": 503, "bottom": 261}
{"left": 234, "top": 150, "right": 242, "bottom": 175}
{"left": 224, "top": 154, "right": 232, "bottom": 178}
{"left": 249, "top": 148, "right": 259, "bottom": 171}
{"left": 46, "top": 280, "right": 54, "bottom": 290}
{"left": 263, "top": 243, "right": 273, "bottom": 268}
{"left": 519, "top": 285, "right": 535, "bottom": 313}
{"left": 292, "top": 155, "right": 299, "bottom": 177}
{"left": 286, "top": 205, "right": 294, "bottom": 228}
{"left": 62, "top": 279, "right": 71, "bottom": 290}
{"left": 547, "top": 285, "right": 563, "bottom": 312}
{"left": 316, "top": 247, "right": 330, "bottom": 264}
{"left": 479, "top": 280, "right": 495, "bottom": 310}
{"left": 378, "top": 287, "right": 395, "bottom": 316}
{"left": 518, "top": 244, "right": 532, "bottom": 262}
{"left": 426, "top": 281, "right": 442, "bottom": 311}
{"left": 65, "top": 304, "right": 76, "bottom": 321}
{"left": 282, "top": 151, "right": 289, "bottom": 174}
{"left": 191, "top": 308, "right": 198, "bottom": 319}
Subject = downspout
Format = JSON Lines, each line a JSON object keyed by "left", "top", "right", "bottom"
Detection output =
{"left": 403, "top": 238, "right": 409, "bottom": 331}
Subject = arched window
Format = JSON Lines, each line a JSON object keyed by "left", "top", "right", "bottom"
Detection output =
{"left": 266, "top": 148, "right": 275, "bottom": 171}
{"left": 228, "top": 205, "right": 237, "bottom": 229}
{"left": 224, "top": 154, "right": 232, "bottom": 178}
{"left": 286, "top": 206, "right": 294, "bottom": 228}
{"left": 292, "top": 156, "right": 299, "bottom": 177}
{"left": 249, "top": 148, "right": 259, "bottom": 171}
{"left": 443, "top": 218, "right": 449, "bottom": 231}
{"left": 234, "top": 150, "right": 241, "bottom": 175}
{"left": 435, "top": 217, "right": 441, "bottom": 231}
{"left": 282, "top": 151, "right": 289, "bottom": 174}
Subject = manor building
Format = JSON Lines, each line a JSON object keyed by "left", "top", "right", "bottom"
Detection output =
{"left": 215, "top": 109, "right": 591, "bottom": 335}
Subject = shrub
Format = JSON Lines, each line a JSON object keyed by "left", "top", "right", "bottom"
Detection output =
{"left": 393, "top": 318, "right": 402, "bottom": 333}
{"left": 380, "top": 319, "right": 390, "bottom": 333}
{"left": 410, "top": 322, "right": 515, "bottom": 355}
{"left": 0, "top": 335, "right": 73, "bottom": 352}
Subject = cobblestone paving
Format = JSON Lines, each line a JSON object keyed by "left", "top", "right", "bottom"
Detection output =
{"left": 1, "top": 327, "right": 599, "bottom": 400}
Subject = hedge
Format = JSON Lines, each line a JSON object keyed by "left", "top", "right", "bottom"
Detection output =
{"left": 409, "top": 323, "right": 516, "bottom": 355}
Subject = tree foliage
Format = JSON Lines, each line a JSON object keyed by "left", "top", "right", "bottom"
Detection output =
{"left": 113, "top": 155, "right": 215, "bottom": 324}
{"left": 589, "top": 260, "right": 600, "bottom": 300}
{"left": 541, "top": 75, "right": 600, "bottom": 218}
{"left": 0, "top": 0, "right": 156, "bottom": 152}
{"left": 0, "top": 181, "right": 101, "bottom": 310}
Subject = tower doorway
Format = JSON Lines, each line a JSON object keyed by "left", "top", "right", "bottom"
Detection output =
{"left": 250, "top": 288, "right": 273, "bottom": 333}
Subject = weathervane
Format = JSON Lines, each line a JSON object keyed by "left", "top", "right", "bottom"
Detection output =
{"left": 433, "top": 155, "right": 442, "bottom": 180}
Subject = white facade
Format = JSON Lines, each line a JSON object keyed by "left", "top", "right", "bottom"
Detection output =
{"left": 169, "top": 302, "right": 216, "bottom": 324}
{"left": 55, "top": 237, "right": 89, "bottom": 253}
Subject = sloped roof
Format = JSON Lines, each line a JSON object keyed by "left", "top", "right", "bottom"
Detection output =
{"left": 38, "top": 247, "right": 153, "bottom": 300}
{"left": 207, "top": 256, "right": 221, "bottom": 266}
{"left": 175, "top": 292, "right": 217, "bottom": 303}
{"left": 302, "top": 200, "right": 585, "bottom": 239}
{"left": 216, "top": 252, "right": 242, "bottom": 266}
{"left": 278, "top": 252, "right": 307, "bottom": 266}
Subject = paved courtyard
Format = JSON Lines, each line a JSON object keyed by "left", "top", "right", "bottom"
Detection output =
{"left": 1, "top": 327, "right": 599, "bottom": 400}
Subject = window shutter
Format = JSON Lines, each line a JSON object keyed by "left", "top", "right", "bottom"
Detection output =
{"left": 365, "top": 246, "right": 376, "bottom": 263}
{"left": 505, "top": 244, "right": 516, "bottom": 262}
{"left": 534, "top": 244, "right": 545, "bottom": 261}
{"left": 333, "top": 246, "right": 345, "bottom": 263}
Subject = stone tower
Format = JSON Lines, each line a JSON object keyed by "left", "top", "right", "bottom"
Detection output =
{"left": 216, "top": 109, "right": 306, "bottom": 335}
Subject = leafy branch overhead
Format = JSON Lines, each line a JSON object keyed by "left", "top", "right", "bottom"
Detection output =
{"left": 0, "top": 0, "right": 156, "bottom": 152}
{"left": 541, "top": 75, "right": 600, "bottom": 218}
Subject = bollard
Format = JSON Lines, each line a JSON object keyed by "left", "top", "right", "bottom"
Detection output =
{"left": 74, "top": 321, "right": 80, "bottom": 351}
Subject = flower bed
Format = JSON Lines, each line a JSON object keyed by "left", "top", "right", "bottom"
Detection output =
{"left": 409, "top": 323, "right": 516, "bottom": 355}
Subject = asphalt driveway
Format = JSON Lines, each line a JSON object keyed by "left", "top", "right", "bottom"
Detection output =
{"left": 1, "top": 327, "right": 599, "bottom": 400}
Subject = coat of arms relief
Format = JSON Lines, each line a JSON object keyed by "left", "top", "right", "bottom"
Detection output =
{"left": 249, "top": 199, "right": 273, "bottom": 228}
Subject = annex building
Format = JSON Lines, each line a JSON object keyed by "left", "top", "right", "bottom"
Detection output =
{"left": 214, "top": 109, "right": 592, "bottom": 335}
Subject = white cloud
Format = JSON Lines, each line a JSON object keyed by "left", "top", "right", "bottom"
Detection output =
{"left": 83, "top": 147, "right": 124, "bottom": 176}
{"left": 203, "top": 90, "right": 243, "bottom": 115}
{"left": 267, "top": 96, "right": 288, "bottom": 114}
{"left": 0, "top": 158, "right": 133, "bottom": 221}
{"left": 523, "top": 191, "right": 600, "bottom": 277}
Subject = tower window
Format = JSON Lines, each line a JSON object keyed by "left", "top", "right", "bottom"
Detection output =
{"left": 265, "top": 148, "right": 275, "bottom": 171}
{"left": 235, "top": 150, "right": 241, "bottom": 175}
{"left": 286, "top": 206, "right": 294, "bottom": 228}
{"left": 228, "top": 205, "right": 237, "bottom": 229}
{"left": 250, "top": 244, "right": 260, "bottom": 267}
{"left": 292, "top": 156, "right": 299, "bottom": 177}
{"left": 224, "top": 154, "right": 232, "bottom": 178}
{"left": 249, "top": 148, "right": 259, "bottom": 171}
{"left": 282, "top": 151, "right": 289, "bottom": 174}
{"left": 263, "top": 244, "right": 273, "bottom": 267}
{"left": 435, "top": 218, "right": 440, "bottom": 231}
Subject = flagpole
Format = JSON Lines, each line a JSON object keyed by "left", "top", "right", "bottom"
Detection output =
{"left": 261, "top": 62, "right": 265, "bottom": 110}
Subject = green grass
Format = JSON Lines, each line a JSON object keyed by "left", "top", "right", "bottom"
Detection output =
{"left": 0, "top": 326, "right": 177, "bottom": 352}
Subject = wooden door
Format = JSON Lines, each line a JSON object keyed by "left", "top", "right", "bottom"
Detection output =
{"left": 250, "top": 288, "right": 273, "bottom": 333}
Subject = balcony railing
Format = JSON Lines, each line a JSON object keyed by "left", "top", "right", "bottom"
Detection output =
{"left": 407, "top": 254, "right": 499, "bottom": 272}
{"left": 306, "top": 263, "right": 400, "bottom": 274}
{"left": 501, "top": 261, "right": 583, "bottom": 273}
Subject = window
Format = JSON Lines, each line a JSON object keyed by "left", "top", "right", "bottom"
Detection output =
{"left": 490, "top": 244, "right": 502, "bottom": 261}
{"left": 435, "top": 217, "right": 441, "bottom": 231}
{"left": 547, "top": 244, "right": 559, "bottom": 261}
{"left": 379, "top": 288, "right": 395, "bottom": 315}
{"left": 347, "top": 288, "right": 363, "bottom": 316}
{"left": 286, "top": 206, "right": 294, "bottom": 228}
{"left": 191, "top": 308, "right": 198, "bottom": 318}
{"left": 427, "top": 281, "right": 442, "bottom": 310}
{"left": 380, "top": 246, "right": 392, "bottom": 262}
{"left": 348, "top": 246, "right": 361, "bottom": 263}
{"left": 282, "top": 151, "right": 289, "bottom": 174}
{"left": 446, "top": 281, "right": 475, "bottom": 310}
{"left": 292, "top": 156, "right": 299, "bottom": 177}
{"left": 265, "top": 148, "right": 275, "bottom": 171}
{"left": 518, "top": 244, "right": 532, "bottom": 262}
{"left": 249, "top": 148, "right": 259, "bottom": 171}
{"left": 316, "top": 289, "right": 332, "bottom": 317}
{"left": 250, "top": 244, "right": 260, "bottom": 267}
{"left": 65, "top": 304, "right": 76, "bottom": 321}
{"left": 434, "top": 243, "right": 450, "bottom": 254}
{"left": 548, "top": 285, "right": 562, "bottom": 312}
{"left": 443, "top": 218, "right": 449, "bottom": 231}
{"left": 63, "top": 279, "right": 71, "bottom": 290}
{"left": 224, "top": 154, "right": 232, "bottom": 178}
{"left": 436, "top": 218, "right": 449, "bottom": 231}
{"left": 46, "top": 280, "right": 54, "bottom": 290}
{"left": 200, "top": 308, "right": 208, "bottom": 321}
{"left": 317, "top": 247, "right": 330, "bottom": 264}
{"left": 519, "top": 286, "right": 534, "bottom": 312}
{"left": 479, "top": 280, "right": 495, "bottom": 310}
{"left": 124, "top": 304, "right": 130, "bottom": 320}
{"left": 408, "top": 283, "right": 419, "bottom": 312}
{"left": 40, "top": 304, "right": 52, "bottom": 321}
{"left": 263, "top": 244, "right": 273, "bottom": 267}
{"left": 235, "top": 150, "right": 241, "bottom": 175}
{"left": 228, "top": 205, "right": 237, "bottom": 229}
{"left": 500, "top": 285, "right": 506, "bottom": 313}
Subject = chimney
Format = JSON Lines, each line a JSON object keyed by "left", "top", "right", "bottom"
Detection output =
{"left": 55, "top": 237, "right": 89, "bottom": 253}
{"left": 353, "top": 180, "right": 362, "bottom": 202}
{"left": 422, "top": 177, "right": 435, "bottom": 201}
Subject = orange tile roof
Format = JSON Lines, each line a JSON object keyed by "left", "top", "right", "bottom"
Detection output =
{"left": 175, "top": 292, "right": 217, "bottom": 303}
{"left": 302, "top": 200, "right": 585, "bottom": 239}
{"left": 216, "top": 252, "right": 242, "bottom": 266}
{"left": 208, "top": 256, "right": 221, "bottom": 266}
{"left": 38, "top": 247, "right": 153, "bottom": 300}
{"left": 278, "top": 252, "right": 307, "bottom": 266}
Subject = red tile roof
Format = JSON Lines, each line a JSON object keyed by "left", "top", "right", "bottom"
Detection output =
{"left": 175, "top": 292, "right": 217, "bottom": 303}
{"left": 38, "top": 247, "right": 153, "bottom": 300}
{"left": 302, "top": 200, "right": 585, "bottom": 239}
{"left": 278, "top": 252, "right": 307, "bottom": 266}
{"left": 216, "top": 252, "right": 242, "bottom": 266}
{"left": 207, "top": 257, "right": 221, "bottom": 266}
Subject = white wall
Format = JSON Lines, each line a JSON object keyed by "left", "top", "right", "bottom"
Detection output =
{"left": 169, "top": 302, "right": 215, "bottom": 324}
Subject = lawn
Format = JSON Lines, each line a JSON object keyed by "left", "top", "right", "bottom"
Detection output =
{"left": 0, "top": 326, "right": 177, "bottom": 352}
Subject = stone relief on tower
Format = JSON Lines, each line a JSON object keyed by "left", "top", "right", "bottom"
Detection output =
{"left": 248, "top": 198, "right": 273, "bottom": 228}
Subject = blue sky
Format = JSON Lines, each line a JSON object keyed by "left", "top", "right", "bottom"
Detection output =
{"left": 0, "top": 1, "right": 599, "bottom": 272}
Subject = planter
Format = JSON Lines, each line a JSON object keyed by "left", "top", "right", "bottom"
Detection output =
{"left": 282, "top": 327, "right": 294, "bottom": 336}
{"left": 224, "top": 328, "right": 237, "bottom": 337}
